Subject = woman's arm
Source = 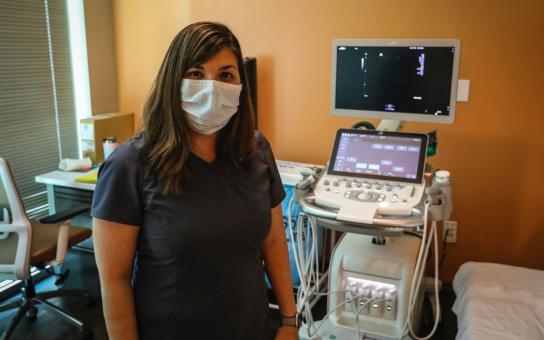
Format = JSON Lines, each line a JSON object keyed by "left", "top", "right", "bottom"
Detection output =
{"left": 93, "top": 217, "right": 140, "bottom": 340}
{"left": 262, "top": 205, "right": 298, "bottom": 339}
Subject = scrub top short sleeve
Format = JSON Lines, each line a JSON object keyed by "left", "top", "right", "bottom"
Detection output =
{"left": 91, "top": 142, "right": 143, "bottom": 226}
{"left": 256, "top": 131, "right": 285, "bottom": 208}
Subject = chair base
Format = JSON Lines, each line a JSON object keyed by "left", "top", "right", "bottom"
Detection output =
{"left": 0, "top": 279, "right": 95, "bottom": 340}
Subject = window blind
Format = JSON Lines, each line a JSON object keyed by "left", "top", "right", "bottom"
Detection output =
{"left": 0, "top": 0, "right": 78, "bottom": 218}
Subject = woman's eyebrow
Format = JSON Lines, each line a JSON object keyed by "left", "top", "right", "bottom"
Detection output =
{"left": 219, "top": 65, "right": 238, "bottom": 70}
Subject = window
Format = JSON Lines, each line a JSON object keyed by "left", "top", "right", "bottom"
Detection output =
{"left": 0, "top": 0, "right": 78, "bottom": 219}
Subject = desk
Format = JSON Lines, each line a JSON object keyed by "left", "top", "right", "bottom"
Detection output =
{"left": 36, "top": 169, "right": 97, "bottom": 214}
{"left": 36, "top": 169, "right": 97, "bottom": 251}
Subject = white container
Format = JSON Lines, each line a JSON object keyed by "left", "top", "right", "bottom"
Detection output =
{"left": 103, "top": 137, "right": 118, "bottom": 160}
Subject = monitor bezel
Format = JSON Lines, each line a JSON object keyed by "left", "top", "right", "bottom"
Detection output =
{"left": 331, "top": 38, "right": 461, "bottom": 124}
{"left": 327, "top": 128, "right": 428, "bottom": 184}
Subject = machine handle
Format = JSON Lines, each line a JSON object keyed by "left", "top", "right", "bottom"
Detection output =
{"left": 297, "top": 194, "right": 338, "bottom": 219}
{"left": 298, "top": 194, "right": 424, "bottom": 229}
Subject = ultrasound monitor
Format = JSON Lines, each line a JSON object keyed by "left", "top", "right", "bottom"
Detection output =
{"left": 328, "top": 129, "right": 428, "bottom": 184}
{"left": 331, "top": 39, "right": 460, "bottom": 124}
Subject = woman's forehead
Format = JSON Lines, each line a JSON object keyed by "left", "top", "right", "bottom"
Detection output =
{"left": 198, "top": 47, "right": 238, "bottom": 67}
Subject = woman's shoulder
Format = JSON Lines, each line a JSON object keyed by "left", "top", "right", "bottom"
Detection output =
{"left": 254, "top": 130, "right": 271, "bottom": 151}
{"left": 103, "top": 133, "right": 146, "bottom": 167}
{"left": 252, "top": 130, "right": 277, "bottom": 166}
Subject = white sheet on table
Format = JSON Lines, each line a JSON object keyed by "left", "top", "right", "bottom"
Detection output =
{"left": 452, "top": 262, "right": 544, "bottom": 340}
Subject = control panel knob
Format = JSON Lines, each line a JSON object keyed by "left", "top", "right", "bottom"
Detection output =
{"left": 357, "top": 192, "right": 372, "bottom": 201}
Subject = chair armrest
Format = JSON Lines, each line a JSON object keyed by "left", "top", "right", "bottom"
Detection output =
{"left": 39, "top": 204, "right": 90, "bottom": 224}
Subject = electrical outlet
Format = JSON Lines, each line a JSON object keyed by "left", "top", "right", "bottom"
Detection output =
{"left": 443, "top": 220, "right": 457, "bottom": 243}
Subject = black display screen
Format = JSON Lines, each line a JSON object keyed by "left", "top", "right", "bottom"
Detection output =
{"left": 328, "top": 129, "right": 427, "bottom": 183}
{"left": 335, "top": 46, "right": 455, "bottom": 116}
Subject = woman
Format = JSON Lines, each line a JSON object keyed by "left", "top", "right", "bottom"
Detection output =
{"left": 91, "top": 22, "right": 298, "bottom": 340}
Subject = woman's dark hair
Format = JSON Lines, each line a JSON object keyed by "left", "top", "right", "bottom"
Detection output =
{"left": 142, "top": 22, "right": 255, "bottom": 195}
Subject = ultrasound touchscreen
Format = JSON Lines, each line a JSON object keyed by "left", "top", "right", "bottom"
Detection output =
{"left": 329, "top": 129, "right": 427, "bottom": 183}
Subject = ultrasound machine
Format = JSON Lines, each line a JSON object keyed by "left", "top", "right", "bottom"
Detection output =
{"left": 277, "top": 38, "right": 460, "bottom": 340}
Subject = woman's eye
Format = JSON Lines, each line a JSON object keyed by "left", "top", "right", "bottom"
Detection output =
{"left": 219, "top": 71, "right": 234, "bottom": 81}
{"left": 186, "top": 70, "right": 202, "bottom": 78}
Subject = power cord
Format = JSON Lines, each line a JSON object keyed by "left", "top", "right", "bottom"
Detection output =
{"left": 439, "top": 229, "right": 450, "bottom": 269}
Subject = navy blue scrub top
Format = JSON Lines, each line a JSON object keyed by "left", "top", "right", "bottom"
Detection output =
{"left": 91, "top": 132, "right": 286, "bottom": 340}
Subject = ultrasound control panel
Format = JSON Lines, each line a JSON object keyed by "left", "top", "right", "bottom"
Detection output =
{"left": 314, "top": 129, "right": 428, "bottom": 225}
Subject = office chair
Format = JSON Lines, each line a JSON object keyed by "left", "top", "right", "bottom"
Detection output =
{"left": 0, "top": 157, "right": 94, "bottom": 339}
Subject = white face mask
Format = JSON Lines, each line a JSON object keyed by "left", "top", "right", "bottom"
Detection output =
{"left": 181, "top": 79, "right": 243, "bottom": 135}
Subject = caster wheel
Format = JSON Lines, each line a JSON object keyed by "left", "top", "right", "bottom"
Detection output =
{"left": 80, "top": 328, "right": 93, "bottom": 339}
{"left": 26, "top": 306, "right": 38, "bottom": 322}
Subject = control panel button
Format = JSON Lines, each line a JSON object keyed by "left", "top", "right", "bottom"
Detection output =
{"left": 333, "top": 181, "right": 339, "bottom": 187}
{"left": 324, "top": 179, "right": 330, "bottom": 186}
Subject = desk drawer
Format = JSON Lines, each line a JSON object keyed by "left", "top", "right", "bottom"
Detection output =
{"left": 54, "top": 187, "right": 93, "bottom": 210}
{"left": 54, "top": 186, "right": 93, "bottom": 202}
{"left": 53, "top": 186, "right": 93, "bottom": 251}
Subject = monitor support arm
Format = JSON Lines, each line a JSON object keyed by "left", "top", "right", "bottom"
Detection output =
{"left": 377, "top": 119, "right": 404, "bottom": 132}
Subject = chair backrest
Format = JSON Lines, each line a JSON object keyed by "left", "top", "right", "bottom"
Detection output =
{"left": 0, "top": 157, "right": 32, "bottom": 279}
{"left": 0, "top": 171, "right": 10, "bottom": 226}
{"left": 0, "top": 168, "right": 11, "bottom": 238}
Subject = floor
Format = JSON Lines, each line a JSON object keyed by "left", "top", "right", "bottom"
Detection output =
{"left": 0, "top": 250, "right": 107, "bottom": 340}
{"left": 0, "top": 250, "right": 458, "bottom": 340}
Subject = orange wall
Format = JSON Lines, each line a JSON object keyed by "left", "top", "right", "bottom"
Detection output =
{"left": 113, "top": 0, "right": 190, "bottom": 127}
{"left": 113, "top": 0, "right": 544, "bottom": 282}
{"left": 84, "top": 0, "right": 119, "bottom": 114}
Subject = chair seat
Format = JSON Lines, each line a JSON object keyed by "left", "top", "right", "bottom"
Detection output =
{"left": 0, "top": 222, "right": 91, "bottom": 268}
{"left": 29, "top": 220, "right": 92, "bottom": 265}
